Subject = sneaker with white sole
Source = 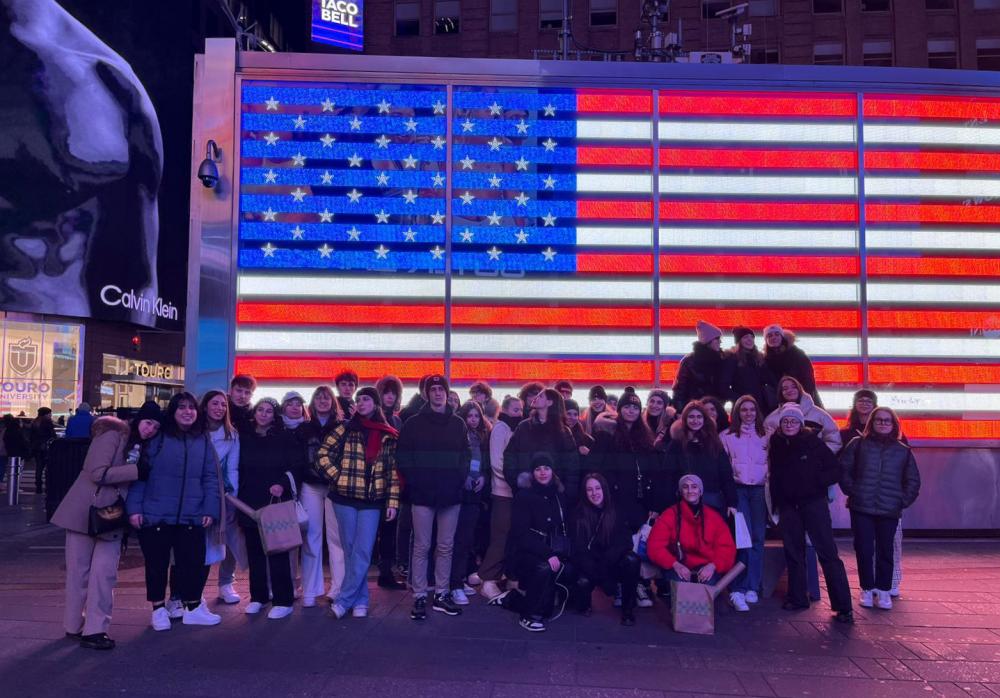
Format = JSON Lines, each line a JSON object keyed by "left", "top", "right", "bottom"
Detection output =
{"left": 267, "top": 605, "right": 293, "bottom": 619}
{"left": 876, "top": 589, "right": 893, "bottom": 610}
{"left": 451, "top": 589, "right": 470, "bottom": 605}
{"left": 151, "top": 607, "right": 171, "bottom": 631}
{"left": 519, "top": 617, "right": 546, "bottom": 632}
{"left": 331, "top": 604, "right": 348, "bottom": 619}
{"left": 462, "top": 583, "right": 477, "bottom": 596}
{"left": 352, "top": 606, "right": 368, "bottom": 618}
{"left": 729, "top": 592, "right": 750, "bottom": 612}
{"left": 217, "top": 584, "right": 241, "bottom": 604}
{"left": 487, "top": 590, "right": 511, "bottom": 607}
{"left": 164, "top": 598, "right": 184, "bottom": 620}
{"left": 889, "top": 587, "right": 900, "bottom": 598}
{"left": 183, "top": 602, "right": 222, "bottom": 626}
{"left": 302, "top": 597, "right": 317, "bottom": 608}
{"left": 745, "top": 590, "right": 759, "bottom": 604}
{"left": 859, "top": 589, "right": 874, "bottom": 608}
{"left": 636, "top": 584, "right": 654, "bottom": 608}
{"left": 432, "top": 592, "right": 462, "bottom": 616}
{"left": 245, "top": 601, "right": 264, "bottom": 615}
{"left": 480, "top": 580, "right": 503, "bottom": 600}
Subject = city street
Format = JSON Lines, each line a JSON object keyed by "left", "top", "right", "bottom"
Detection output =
{"left": 1, "top": 488, "right": 999, "bottom": 698}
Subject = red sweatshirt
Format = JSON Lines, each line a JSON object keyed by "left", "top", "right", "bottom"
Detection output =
{"left": 647, "top": 500, "right": 736, "bottom": 573}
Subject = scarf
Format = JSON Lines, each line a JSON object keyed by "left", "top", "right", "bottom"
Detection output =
{"left": 282, "top": 415, "right": 305, "bottom": 429}
{"left": 498, "top": 412, "right": 520, "bottom": 431}
{"left": 359, "top": 416, "right": 398, "bottom": 463}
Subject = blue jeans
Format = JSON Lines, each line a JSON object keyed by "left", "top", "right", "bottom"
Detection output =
{"left": 333, "top": 503, "right": 382, "bottom": 610}
{"left": 664, "top": 568, "right": 721, "bottom": 586}
{"left": 735, "top": 485, "right": 766, "bottom": 594}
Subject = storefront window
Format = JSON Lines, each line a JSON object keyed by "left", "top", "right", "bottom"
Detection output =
{"left": 0, "top": 313, "right": 82, "bottom": 418}
{"left": 101, "top": 354, "right": 184, "bottom": 410}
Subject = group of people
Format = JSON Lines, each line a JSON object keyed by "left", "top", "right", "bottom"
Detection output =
{"left": 50, "top": 322, "right": 921, "bottom": 649}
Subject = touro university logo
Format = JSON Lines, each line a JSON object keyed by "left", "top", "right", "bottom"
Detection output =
{"left": 7, "top": 337, "right": 38, "bottom": 376}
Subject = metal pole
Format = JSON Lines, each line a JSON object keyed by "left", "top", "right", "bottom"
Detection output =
{"left": 561, "top": 0, "right": 570, "bottom": 60}
{"left": 7, "top": 457, "right": 23, "bottom": 506}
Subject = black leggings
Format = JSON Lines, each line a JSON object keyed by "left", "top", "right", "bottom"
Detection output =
{"left": 572, "top": 551, "right": 641, "bottom": 613}
{"left": 243, "top": 524, "right": 293, "bottom": 606}
{"left": 138, "top": 524, "right": 206, "bottom": 604}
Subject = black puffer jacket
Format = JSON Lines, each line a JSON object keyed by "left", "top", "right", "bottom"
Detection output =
{"left": 588, "top": 430, "right": 663, "bottom": 531}
{"left": 503, "top": 417, "right": 580, "bottom": 505}
{"left": 236, "top": 426, "right": 306, "bottom": 527}
{"left": 571, "top": 504, "right": 635, "bottom": 594}
{"left": 768, "top": 428, "right": 839, "bottom": 509}
{"left": 663, "top": 420, "right": 735, "bottom": 509}
{"left": 839, "top": 435, "right": 920, "bottom": 518}
{"left": 300, "top": 416, "right": 340, "bottom": 485}
{"left": 764, "top": 331, "right": 821, "bottom": 406}
{"left": 396, "top": 404, "right": 470, "bottom": 508}
{"left": 722, "top": 349, "right": 779, "bottom": 414}
{"left": 672, "top": 341, "right": 726, "bottom": 410}
{"left": 508, "top": 478, "right": 570, "bottom": 564}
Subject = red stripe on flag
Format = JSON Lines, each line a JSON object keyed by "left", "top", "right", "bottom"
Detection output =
{"left": 865, "top": 150, "right": 1000, "bottom": 173}
{"left": 870, "top": 363, "right": 1000, "bottom": 385}
{"left": 661, "top": 148, "right": 857, "bottom": 170}
{"left": 866, "top": 203, "right": 1000, "bottom": 225}
{"left": 661, "top": 308, "right": 861, "bottom": 331}
{"left": 662, "top": 361, "right": 862, "bottom": 385}
{"left": 864, "top": 94, "right": 1000, "bottom": 122}
{"left": 576, "top": 91, "right": 653, "bottom": 115}
{"left": 238, "top": 302, "right": 445, "bottom": 326}
{"left": 899, "top": 419, "right": 1000, "bottom": 440}
{"left": 659, "top": 91, "right": 857, "bottom": 118}
{"left": 869, "top": 310, "right": 1000, "bottom": 332}
{"left": 869, "top": 257, "right": 1000, "bottom": 278}
{"left": 576, "top": 254, "right": 858, "bottom": 276}
{"left": 579, "top": 201, "right": 859, "bottom": 223}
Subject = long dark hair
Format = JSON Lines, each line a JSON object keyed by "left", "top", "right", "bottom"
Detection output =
{"left": 162, "top": 392, "right": 203, "bottom": 438}
{"left": 534, "top": 388, "right": 569, "bottom": 439}
{"left": 727, "top": 395, "right": 766, "bottom": 437}
{"left": 574, "top": 472, "right": 618, "bottom": 549}
{"left": 200, "top": 390, "right": 236, "bottom": 440}
{"left": 612, "top": 409, "right": 654, "bottom": 452}
{"left": 677, "top": 401, "right": 721, "bottom": 457}
{"left": 729, "top": 342, "right": 765, "bottom": 368}
{"left": 458, "top": 400, "right": 491, "bottom": 442}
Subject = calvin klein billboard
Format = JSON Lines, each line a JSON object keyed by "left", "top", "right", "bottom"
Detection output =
{"left": 0, "top": 0, "right": 184, "bottom": 330}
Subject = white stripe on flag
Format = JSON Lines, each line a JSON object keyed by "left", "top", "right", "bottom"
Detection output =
{"left": 238, "top": 274, "right": 445, "bottom": 299}
{"left": 866, "top": 176, "right": 1000, "bottom": 199}
{"left": 452, "top": 331, "right": 652, "bottom": 355}
{"left": 868, "top": 336, "right": 1000, "bottom": 359}
{"left": 452, "top": 277, "right": 650, "bottom": 301}
{"left": 661, "top": 227, "right": 857, "bottom": 249}
{"left": 868, "top": 282, "right": 1000, "bottom": 305}
{"left": 866, "top": 229, "right": 1000, "bottom": 251}
{"left": 658, "top": 121, "right": 856, "bottom": 143}
{"left": 236, "top": 329, "right": 444, "bottom": 353}
{"left": 576, "top": 120, "right": 651, "bottom": 141}
{"left": 659, "top": 280, "right": 859, "bottom": 303}
{"left": 865, "top": 123, "right": 1000, "bottom": 147}
{"left": 658, "top": 174, "right": 857, "bottom": 197}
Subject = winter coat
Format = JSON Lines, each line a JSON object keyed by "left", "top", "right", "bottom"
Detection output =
{"left": 228, "top": 400, "right": 254, "bottom": 434}
{"left": 461, "top": 428, "right": 491, "bottom": 504}
{"left": 503, "top": 417, "right": 580, "bottom": 505}
{"left": 235, "top": 427, "right": 305, "bottom": 527}
{"left": 720, "top": 425, "right": 769, "bottom": 486}
{"left": 489, "top": 415, "right": 516, "bottom": 498}
{"left": 570, "top": 504, "right": 635, "bottom": 594}
{"left": 768, "top": 428, "right": 840, "bottom": 509}
{"left": 52, "top": 417, "right": 137, "bottom": 539}
{"left": 208, "top": 426, "right": 240, "bottom": 494}
{"left": 299, "top": 416, "right": 340, "bottom": 485}
{"left": 508, "top": 480, "right": 570, "bottom": 564}
{"left": 125, "top": 430, "right": 222, "bottom": 527}
{"left": 65, "top": 412, "right": 94, "bottom": 439}
{"left": 647, "top": 499, "right": 736, "bottom": 573}
{"left": 764, "top": 331, "right": 822, "bottom": 406}
{"left": 315, "top": 417, "right": 400, "bottom": 510}
{"left": 399, "top": 393, "right": 427, "bottom": 424}
{"left": 764, "top": 394, "right": 842, "bottom": 454}
{"left": 839, "top": 435, "right": 921, "bottom": 519}
{"left": 722, "top": 349, "right": 779, "bottom": 414}
{"left": 672, "top": 341, "right": 726, "bottom": 410}
{"left": 396, "top": 404, "right": 470, "bottom": 508}
{"left": 29, "top": 417, "right": 56, "bottom": 454}
{"left": 663, "top": 420, "right": 737, "bottom": 509}
{"left": 587, "top": 430, "right": 663, "bottom": 531}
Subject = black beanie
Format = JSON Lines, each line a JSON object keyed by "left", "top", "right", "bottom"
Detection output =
{"left": 423, "top": 374, "right": 449, "bottom": 396}
{"left": 853, "top": 389, "right": 878, "bottom": 405}
{"left": 733, "top": 326, "right": 755, "bottom": 343}
{"left": 564, "top": 399, "right": 580, "bottom": 413}
{"left": 356, "top": 386, "right": 380, "bottom": 405}
{"left": 617, "top": 387, "right": 642, "bottom": 411}
{"left": 589, "top": 385, "right": 607, "bottom": 401}
{"left": 136, "top": 400, "right": 163, "bottom": 423}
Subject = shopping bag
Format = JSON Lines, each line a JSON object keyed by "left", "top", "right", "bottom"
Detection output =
{"left": 733, "top": 512, "right": 752, "bottom": 550}
{"left": 632, "top": 518, "right": 659, "bottom": 580}
{"left": 285, "top": 472, "right": 309, "bottom": 530}
{"left": 670, "top": 562, "right": 745, "bottom": 635}
{"left": 256, "top": 500, "right": 303, "bottom": 555}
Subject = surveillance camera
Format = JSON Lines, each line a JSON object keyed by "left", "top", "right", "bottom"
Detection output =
{"left": 197, "top": 158, "right": 219, "bottom": 189}
{"left": 715, "top": 2, "right": 749, "bottom": 18}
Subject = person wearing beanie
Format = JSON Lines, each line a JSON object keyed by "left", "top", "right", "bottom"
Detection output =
{"left": 647, "top": 470, "right": 736, "bottom": 588}
{"left": 396, "top": 373, "right": 471, "bottom": 620}
{"left": 372, "top": 377, "right": 404, "bottom": 588}
{"left": 279, "top": 390, "right": 312, "bottom": 601}
{"left": 672, "top": 322, "right": 727, "bottom": 411}
{"left": 65, "top": 402, "right": 95, "bottom": 439}
{"left": 763, "top": 325, "right": 823, "bottom": 407}
{"left": 553, "top": 380, "right": 574, "bottom": 401}
{"left": 840, "top": 389, "right": 879, "bottom": 445}
{"left": 377, "top": 375, "right": 404, "bottom": 430}
{"left": 769, "top": 398, "right": 853, "bottom": 623}
{"left": 29, "top": 405, "right": 57, "bottom": 493}
{"left": 722, "top": 326, "right": 779, "bottom": 415}
{"left": 839, "top": 407, "right": 920, "bottom": 612}
{"left": 763, "top": 376, "right": 842, "bottom": 454}
{"left": 563, "top": 398, "right": 595, "bottom": 457}
{"left": 582, "top": 385, "right": 608, "bottom": 435}
{"left": 315, "top": 386, "right": 400, "bottom": 619}
{"left": 664, "top": 401, "right": 738, "bottom": 516}
{"left": 503, "top": 388, "right": 580, "bottom": 507}
{"left": 469, "top": 381, "right": 493, "bottom": 406}
{"left": 643, "top": 389, "right": 675, "bottom": 450}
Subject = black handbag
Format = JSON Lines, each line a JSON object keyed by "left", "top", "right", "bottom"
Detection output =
{"left": 88, "top": 465, "right": 126, "bottom": 537}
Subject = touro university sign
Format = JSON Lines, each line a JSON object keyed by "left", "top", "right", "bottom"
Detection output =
{"left": 311, "top": 0, "right": 364, "bottom": 52}
{"left": 7, "top": 338, "right": 38, "bottom": 376}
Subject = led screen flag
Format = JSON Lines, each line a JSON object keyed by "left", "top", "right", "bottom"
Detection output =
{"left": 311, "top": 0, "right": 364, "bottom": 52}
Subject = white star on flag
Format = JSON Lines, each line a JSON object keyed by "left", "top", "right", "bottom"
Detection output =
{"left": 321, "top": 98, "right": 335, "bottom": 112}
{"left": 487, "top": 212, "right": 502, "bottom": 225}
{"left": 377, "top": 99, "right": 391, "bottom": 114}
{"left": 265, "top": 97, "right": 280, "bottom": 111}
{"left": 487, "top": 246, "right": 502, "bottom": 260}
{"left": 348, "top": 153, "right": 363, "bottom": 167}
{"left": 542, "top": 138, "right": 557, "bottom": 152}
{"left": 376, "top": 172, "right": 390, "bottom": 186}
{"left": 318, "top": 244, "right": 333, "bottom": 258}
{"left": 515, "top": 157, "right": 530, "bottom": 171}
{"left": 543, "top": 104, "right": 556, "bottom": 116}
{"left": 350, "top": 116, "right": 362, "bottom": 131}
{"left": 264, "top": 169, "right": 278, "bottom": 183}
{"left": 293, "top": 115, "right": 306, "bottom": 130}
{"left": 347, "top": 226, "right": 362, "bottom": 240}
{"left": 291, "top": 153, "right": 306, "bottom": 166}
{"left": 320, "top": 134, "right": 335, "bottom": 147}
{"left": 374, "top": 244, "right": 390, "bottom": 259}
{"left": 430, "top": 245, "right": 445, "bottom": 259}
{"left": 347, "top": 189, "right": 363, "bottom": 203}
{"left": 460, "top": 156, "right": 475, "bottom": 170}
{"left": 542, "top": 247, "right": 557, "bottom": 261}
{"left": 431, "top": 136, "right": 446, "bottom": 150}
{"left": 291, "top": 226, "right": 305, "bottom": 239}
{"left": 402, "top": 190, "right": 418, "bottom": 204}
{"left": 542, "top": 212, "right": 556, "bottom": 226}
{"left": 488, "top": 174, "right": 502, "bottom": 188}
{"left": 487, "top": 137, "right": 503, "bottom": 151}
{"left": 291, "top": 188, "right": 307, "bottom": 202}
{"left": 375, "top": 134, "right": 391, "bottom": 148}
{"left": 261, "top": 242, "right": 276, "bottom": 256}
{"left": 432, "top": 173, "right": 445, "bottom": 187}
{"left": 542, "top": 175, "right": 556, "bottom": 189}
{"left": 460, "top": 229, "right": 474, "bottom": 242}
{"left": 403, "top": 154, "right": 418, "bottom": 168}
{"left": 376, "top": 210, "right": 390, "bottom": 223}
{"left": 262, "top": 208, "right": 277, "bottom": 221}
{"left": 515, "top": 230, "right": 529, "bottom": 243}
{"left": 431, "top": 212, "right": 445, "bottom": 224}
{"left": 460, "top": 191, "right": 475, "bottom": 205}
{"left": 515, "top": 192, "right": 530, "bottom": 207}
{"left": 404, "top": 118, "right": 418, "bottom": 132}
{"left": 515, "top": 119, "right": 530, "bottom": 134}
{"left": 489, "top": 102, "right": 503, "bottom": 116}
{"left": 432, "top": 100, "right": 446, "bottom": 115}
{"left": 264, "top": 132, "right": 279, "bottom": 145}
{"left": 321, "top": 171, "right": 334, "bottom": 185}
{"left": 404, "top": 228, "right": 417, "bottom": 241}
{"left": 319, "top": 209, "right": 334, "bottom": 222}
{"left": 461, "top": 119, "right": 475, "bottom": 132}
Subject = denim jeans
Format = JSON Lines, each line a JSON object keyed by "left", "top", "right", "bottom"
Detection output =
{"left": 734, "top": 485, "right": 766, "bottom": 594}
{"left": 332, "top": 503, "right": 382, "bottom": 610}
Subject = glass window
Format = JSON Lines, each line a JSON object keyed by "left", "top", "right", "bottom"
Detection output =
{"left": 862, "top": 0, "right": 890, "bottom": 10}
{"left": 977, "top": 38, "right": 1000, "bottom": 69}
{"left": 490, "top": 0, "right": 517, "bottom": 31}
{"left": 863, "top": 39, "right": 893, "bottom": 66}
{"left": 434, "top": 0, "right": 460, "bottom": 34}
{"left": 750, "top": 0, "right": 778, "bottom": 16}
{"left": 928, "top": 38, "right": 957, "bottom": 68}
{"left": 591, "top": 0, "right": 617, "bottom": 26}
{"left": 750, "top": 45, "right": 779, "bottom": 63}
{"left": 814, "top": 42, "right": 844, "bottom": 64}
{"left": 813, "top": 0, "right": 842, "bottom": 12}
{"left": 0, "top": 314, "right": 82, "bottom": 418}
{"left": 926, "top": 0, "right": 955, "bottom": 9}
{"left": 974, "top": 0, "right": 1000, "bottom": 8}
{"left": 703, "top": 0, "right": 730, "bottom": 18}
{"left": 539, "top": 0, "right": 563, "bottom": 29}
{"left": 395, "top": 1, "right": 420, "bottom": 36}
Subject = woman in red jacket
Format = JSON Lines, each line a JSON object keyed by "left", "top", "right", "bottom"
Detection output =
{"left": 647, "top": 473, "right": 736, "bottom": 586}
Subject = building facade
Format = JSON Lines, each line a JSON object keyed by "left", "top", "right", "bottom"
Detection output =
{"left": 357, "top": 0, "right": 1000, "bottom": 68}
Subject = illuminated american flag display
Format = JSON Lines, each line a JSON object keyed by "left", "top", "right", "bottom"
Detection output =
{"left": 234, "top": 81, "right": 1000, "bottom": 442}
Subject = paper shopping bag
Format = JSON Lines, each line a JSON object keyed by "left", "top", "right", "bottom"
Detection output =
{"left": 256, "top": 500, "right": 303, "bottom": 555}
{"left": 734, "top": 512, "right": 752, "bottom": 550}
{"left": 671, "top": 580, "right": 716, "bottom": 634}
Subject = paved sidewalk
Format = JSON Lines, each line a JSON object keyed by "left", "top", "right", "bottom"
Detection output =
{"left": 1, "top": 492, "right": 999, "bottom": 698}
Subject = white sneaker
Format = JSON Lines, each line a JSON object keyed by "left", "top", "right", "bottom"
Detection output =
{"left": 466, "top": 573, "right": 482, "bottom": 586}
{"left": 859, "top": 589, "right": 874, "bottom": 608}
{"left": 245, "top": 601, "right": 264, "bottom": 615}
{"left": 164, "top": 598, "right": 184, "bottom": 619}
{"left": 729, "top": 592, "right": 750, "bottom": 612}
{"left": 745, "top": 590, "right": 759, "bottom": 604}
{"left": 889, "top": 587, "right": 900, "bottom": 598}
{"left": 876, "top": 589, "right": 893, "bottom": 610}
{"left": 151, "top": 607, "right": 171, "bottom": 631}
{"left": 352, "top": 606, "right": 368, "bottom": 618}
{"left": 462, "top": 583, "right": 477, "bottom": 596}
{"left": 480, "top": 580, "right": 503, "bottom": 600}
{"left": 636, "top": 584, "right": 653, "bottom": 608}
{"left": 183, "top": 602, "right": 222, "bottom": 626}
{"left": 267, "top": 605, "right": 293, "bottom": 619}
{"left": 302, "top": 597, "right": 317, "bottom": 608}
{"left": 331, "top": 604, "right": 348, "bottom": 619}
{"left": 217, "top": 584, "right": 241, "bottom": 604}
{"left": 451, "top": 589, "right": 470, "bottom": 605}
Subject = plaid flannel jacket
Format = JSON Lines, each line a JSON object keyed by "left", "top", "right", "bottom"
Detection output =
{"left": 314, "top": 423, "right": 400, "bottom": 510}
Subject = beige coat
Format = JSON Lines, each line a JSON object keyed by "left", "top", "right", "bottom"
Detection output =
{"left": 51, "top": 417, "right": 138, "bottom": 540}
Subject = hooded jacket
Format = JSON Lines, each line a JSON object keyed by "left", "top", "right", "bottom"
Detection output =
{"left": 764, "top": 393, "right": 842, "bottom": 454}
{"left": 396, "top": 403, "right": 470, "bottom": 508}
{"left": 503, "top": 416, "right": 580, "bottom": 504}
{"left": 315, "top": 416, "right": 400, "bottom": 510}
{"left": 376, "top": 375, "right": 405, "bottom": 430}
{"left": 647, "top": 498, "right": 736, "bottom": 573}
{"left": 299, "top": 415, "right": 340, "bottom": 486}
{"left": 839, "top": 435, "right": 921, "bottom": 519}
{"left": 588, "top": 428, "right": 662, "bottom": 531}
{"left": 764, "top": 331, "right": 822, "bottom": 406}
{"left": 508, "top": 477, "right": 570, "bottom": 563}
{"left": 768, "top": 427, "right": 840, "bottom": 509}
{"left": 570, "top": 502, "right": 635, "bottom": 593}
{"left": 663, "top": 419, "right": 737, "bottom": 509}
{"left": 672, "top": 341, "right": 726, "bottom": 410}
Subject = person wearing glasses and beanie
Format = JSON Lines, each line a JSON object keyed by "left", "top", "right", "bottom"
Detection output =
{"left": 839, "top": 407, "right": 920, "bottom": 611}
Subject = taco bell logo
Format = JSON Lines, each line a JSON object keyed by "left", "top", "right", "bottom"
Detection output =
{"left": 8, "top": 338, "right": 38, "bottom": 376}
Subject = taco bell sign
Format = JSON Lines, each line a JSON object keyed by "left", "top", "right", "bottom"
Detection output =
{"left": 311, "top": 0, "right": 364, "bottom": 52}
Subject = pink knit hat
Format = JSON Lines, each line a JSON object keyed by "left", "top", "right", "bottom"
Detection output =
{"left": 696, "top": 320, "right": 722, "bottom": 344}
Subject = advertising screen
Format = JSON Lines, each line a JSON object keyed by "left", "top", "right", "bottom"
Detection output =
{"left": 311, "top": 0, "right": 364, "bottom": 52}
{"left": 0, "top": 314, "right": 81, "bottom": 417}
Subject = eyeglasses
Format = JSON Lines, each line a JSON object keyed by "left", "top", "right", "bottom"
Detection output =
{"left": 855, "top": 398, "right": 874, "bottom": 405}
{"left": 779, "top": 418, "right": 800, "bottom": 426}
{"left": 872, "top": 418, "right": 893, "bottom": 426}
